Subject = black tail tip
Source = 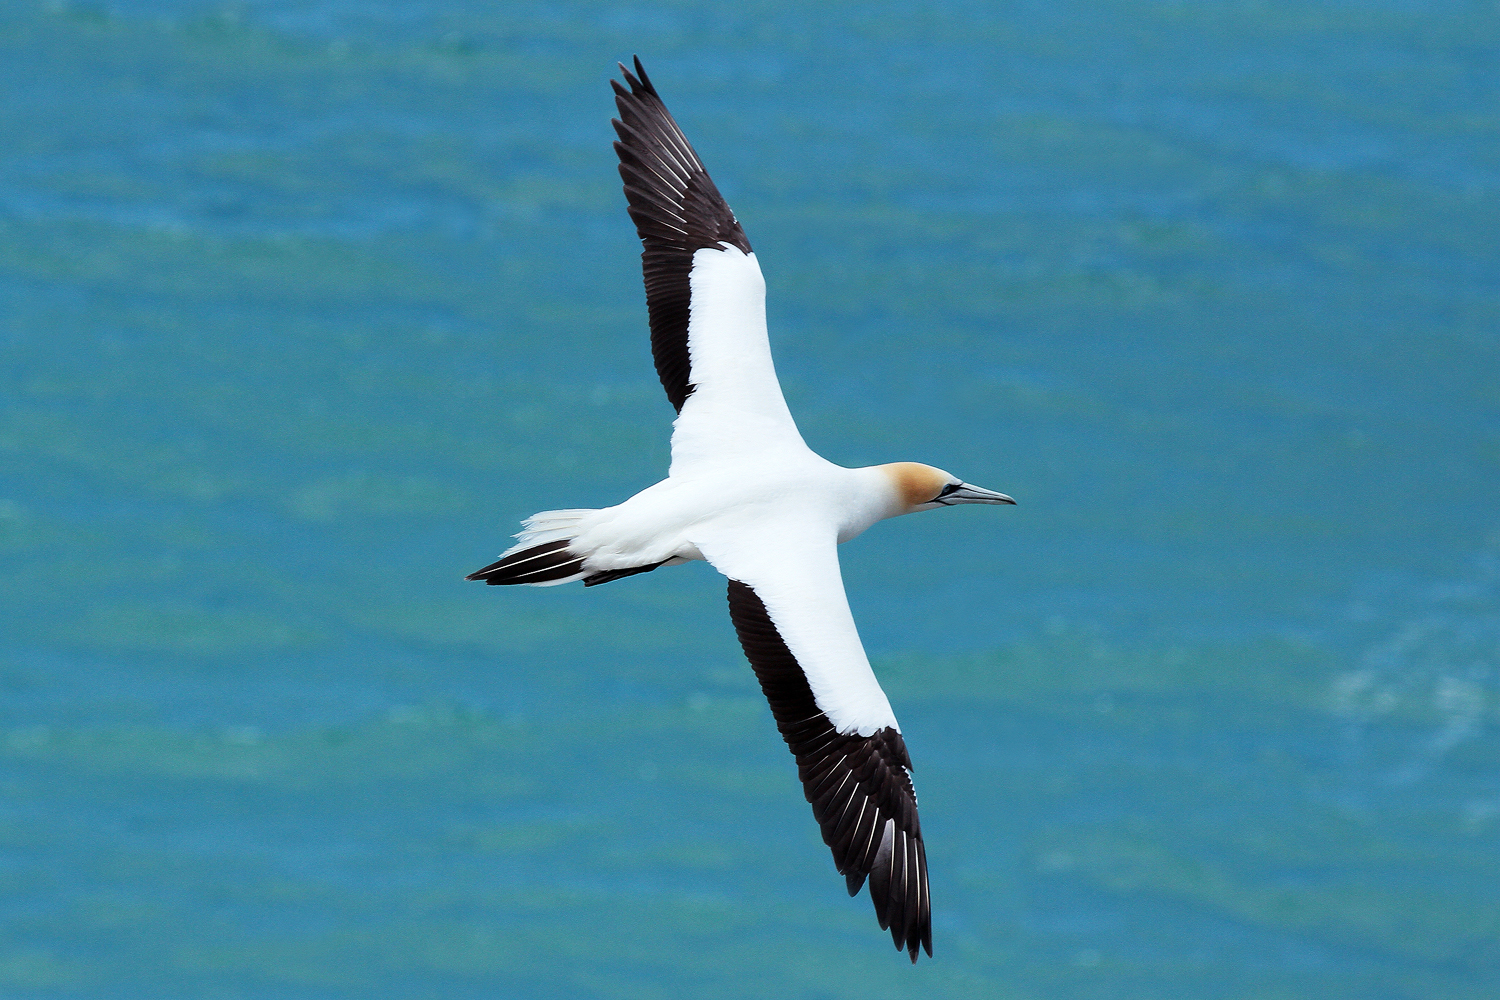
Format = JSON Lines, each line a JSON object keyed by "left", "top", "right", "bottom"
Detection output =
{"left": 464, "top": 558, "right": 512, "bottom": 583}
{"left": 462, "top": 540, "right": 583, "bottom": 586}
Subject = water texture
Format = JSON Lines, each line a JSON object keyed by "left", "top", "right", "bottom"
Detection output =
{"left": 1, "top": 0, "right": 1497, "bottom": 996}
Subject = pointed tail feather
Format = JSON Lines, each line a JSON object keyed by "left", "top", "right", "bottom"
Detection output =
{"left": 465, "top": 539, "right": 587, "bottom": 586}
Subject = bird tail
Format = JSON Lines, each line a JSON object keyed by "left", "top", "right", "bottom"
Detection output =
{"left": 465, "top": 509, "right": 596, "bottom": 587}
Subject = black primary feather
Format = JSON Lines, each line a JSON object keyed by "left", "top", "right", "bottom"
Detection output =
{"left": 611, "top": 56, "right": 752, "bottom": 413}
{"left": 726, "top": 579, "right": 932, "bottom": 961}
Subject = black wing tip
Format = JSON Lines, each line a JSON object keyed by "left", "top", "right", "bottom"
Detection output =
{"left": 907, "top": 917, "right": 933, "bottom": 960}
{"left": 882, "top": 885, "right": 932, "bottom": 962}
{"left": 726, "top": 579, "right": 933, "bottom": 962}
{"left": 613, "top": 55, "right": 655, "bottom": 98}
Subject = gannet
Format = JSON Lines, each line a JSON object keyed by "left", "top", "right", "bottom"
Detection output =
{"left": 467, "top": 57, "right": 1014, "bottom": 962}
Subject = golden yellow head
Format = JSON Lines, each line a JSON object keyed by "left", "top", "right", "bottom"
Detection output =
{"left": 882, "top": 462, "right": 954, "bottom": 508}
{"left": 879, "top": 462, "right": 1016, "bottom": 513}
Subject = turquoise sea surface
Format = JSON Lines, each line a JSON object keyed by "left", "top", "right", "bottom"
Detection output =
{"left": 2, "top": 1, "right": 1497, "bottom": 996}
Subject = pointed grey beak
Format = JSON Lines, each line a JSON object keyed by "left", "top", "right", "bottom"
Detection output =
{"left": 937, "top": 483, "right": 1016, "bottom": 505}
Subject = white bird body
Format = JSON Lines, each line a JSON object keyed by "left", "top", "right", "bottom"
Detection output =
{"left": 532, "top": 458, "right": 900, "bottom": 575}
{"left": 467, "top": 59, "right": 1015, "bottom": 961}
{"left": 509, "top": 446, "right": 908, "bottom": 735}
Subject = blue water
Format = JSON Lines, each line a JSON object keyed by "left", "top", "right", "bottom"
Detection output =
{"left": 2, "top": 0, "right": 1497, "bottom": 996}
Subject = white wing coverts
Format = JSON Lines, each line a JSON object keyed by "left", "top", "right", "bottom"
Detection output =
{"left": 701, "top": 528, "right": 931, "bottom": 959}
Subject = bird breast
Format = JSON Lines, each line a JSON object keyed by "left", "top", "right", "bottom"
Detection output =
{"left": 573, "top": 459, "right": 899, "bottom": 569}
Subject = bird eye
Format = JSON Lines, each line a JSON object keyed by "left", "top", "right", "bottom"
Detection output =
{"left": 935, "top": 483, "right": 961, "bottom": 500}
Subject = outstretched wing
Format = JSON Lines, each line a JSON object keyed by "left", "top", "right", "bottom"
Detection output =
{"left": 702, "top": 527, "right": 932, "bottom": 961}
{"left": 611, "top": 58, "right": 805, "bottom": 469}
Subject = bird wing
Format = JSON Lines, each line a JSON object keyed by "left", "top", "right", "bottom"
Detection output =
{"left": 698, "top": 524, "right": 932, "bottom": 961}
{"left": 611, "top": 58, "right": 807, "bottom": 470}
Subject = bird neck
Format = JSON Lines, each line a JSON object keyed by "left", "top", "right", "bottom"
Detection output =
{"left": 833, "top": 466, "right": 910, "bottom": 543}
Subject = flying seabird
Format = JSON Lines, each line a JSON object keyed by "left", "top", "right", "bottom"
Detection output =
{"left": 467, "top": 57, "right": 1015, "bottom": 961}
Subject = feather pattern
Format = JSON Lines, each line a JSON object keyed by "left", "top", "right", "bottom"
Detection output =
{"left": 612, "top": 56, "right": 752, "bottom": 413}
{"left": 727, "top": 579, "right": 932, "bottom": 961}
{"left": 464, "top": 539, "right": 585, "bottom": 586}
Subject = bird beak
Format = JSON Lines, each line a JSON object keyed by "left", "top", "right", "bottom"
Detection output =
{"left": 940, "top": 484, "right": 1016, "bottom": 505}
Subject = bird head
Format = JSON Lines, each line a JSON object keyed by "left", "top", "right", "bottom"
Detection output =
{"left": 881, "top": 462, "right": 1015, "bottom": 514}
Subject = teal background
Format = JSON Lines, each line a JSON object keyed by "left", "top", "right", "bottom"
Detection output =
{"left": 2, "top": 1, "right": 1497, "bottom": 996}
